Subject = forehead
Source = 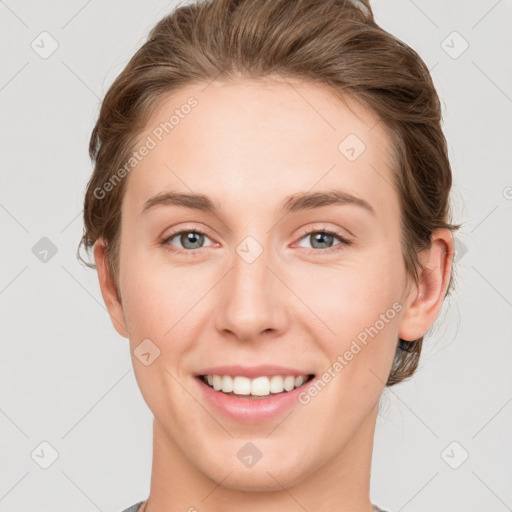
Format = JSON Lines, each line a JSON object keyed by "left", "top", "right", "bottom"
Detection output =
{"left": 123, "top": 76, "right": 398, "bottom": 221}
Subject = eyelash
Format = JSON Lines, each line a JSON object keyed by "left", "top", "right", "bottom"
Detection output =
{"left": 160, "top": 226, "right": 352, "bottom": 257}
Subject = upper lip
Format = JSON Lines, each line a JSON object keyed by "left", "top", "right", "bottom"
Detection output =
{"left": 195, "top": 365, "right": 314, "bottom": 379}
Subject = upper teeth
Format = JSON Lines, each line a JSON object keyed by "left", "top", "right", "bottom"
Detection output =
{"left": 204, "top": 375, "right": 309, "bottom": 396}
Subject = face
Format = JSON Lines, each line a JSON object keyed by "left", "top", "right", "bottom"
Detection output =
{"left": 96, "top": 76, "right": 449, "bottom": 492}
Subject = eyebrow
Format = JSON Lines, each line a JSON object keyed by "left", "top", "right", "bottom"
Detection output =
{"left": 140, "top": 189, "right": 375, "bottom": 218}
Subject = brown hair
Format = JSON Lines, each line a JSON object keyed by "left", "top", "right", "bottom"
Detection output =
{"left": 79, "top": 0, "right": 460, "bottom": 386}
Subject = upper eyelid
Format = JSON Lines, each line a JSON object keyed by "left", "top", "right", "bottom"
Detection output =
{"left": 163, "top": 226, "right": 214, "bottom": 242}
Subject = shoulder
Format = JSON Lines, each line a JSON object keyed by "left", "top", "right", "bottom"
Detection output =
{"left": 120, "top": 502, "right": 145, "bottom": 512}
{"left": 373, "top": 505, "right": 392, "bottom": 512}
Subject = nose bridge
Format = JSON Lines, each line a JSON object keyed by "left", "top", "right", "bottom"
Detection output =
{"left": 215, "top": 234, "right": 287, "bottom": 340}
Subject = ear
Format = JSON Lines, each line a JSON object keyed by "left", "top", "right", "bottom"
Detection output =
{"left": 398, "top": 229, "right": 454, "bottom": 342}
{"left": 93, "top": 238, "right": 129, "bottom": 338}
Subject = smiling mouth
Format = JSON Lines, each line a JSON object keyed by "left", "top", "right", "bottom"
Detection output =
{"left": 198, "top": 374, "right": 315, "bottom": 399}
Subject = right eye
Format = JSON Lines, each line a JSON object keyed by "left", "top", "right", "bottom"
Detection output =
{"left": 161, "top": 229, "right": 216, "bottom": 255}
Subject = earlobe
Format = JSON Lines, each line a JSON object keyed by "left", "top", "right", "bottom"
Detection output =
{"left": 398, "top": 229, "right": 454, "bottom": 342}
{"left": 93, "top": 239, "right": 129, "bottom": 339}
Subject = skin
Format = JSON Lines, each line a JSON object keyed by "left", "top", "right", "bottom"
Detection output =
{"left": 94, "top": 76, "right": 453, "bottom": 512}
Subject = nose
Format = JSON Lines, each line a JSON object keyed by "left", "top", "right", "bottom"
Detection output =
{"left": 214, "top": 242, "right": 290, "bottom": 342}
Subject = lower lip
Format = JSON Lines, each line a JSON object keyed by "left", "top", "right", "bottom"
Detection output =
{"left": 195, "top": 376, "right": 313, "bottom": 423}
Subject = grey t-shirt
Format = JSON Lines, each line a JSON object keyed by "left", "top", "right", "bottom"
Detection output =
{"left": 120, "top": 502, "right": 390, "bottom": 511}
{"left": 121, "top": 502, "right": 144, "bottom": 512}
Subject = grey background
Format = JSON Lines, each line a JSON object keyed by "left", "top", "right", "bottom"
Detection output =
{"left": 1, "top": 0, "right": 511, "bottom": 511}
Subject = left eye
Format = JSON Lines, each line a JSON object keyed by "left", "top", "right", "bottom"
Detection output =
{"left": 295, "top": 229, "right": 350, "bottom": 251}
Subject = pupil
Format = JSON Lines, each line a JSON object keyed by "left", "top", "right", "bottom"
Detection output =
{"left": 312, "top": 232, "right": 332, "bottom": 249}
{"left": 182, "top": 232, "right": 203, "bottom": 249}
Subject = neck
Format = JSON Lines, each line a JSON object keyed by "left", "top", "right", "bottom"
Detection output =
{"left": 144, "top": 403, "right": 378, "bottom": 512}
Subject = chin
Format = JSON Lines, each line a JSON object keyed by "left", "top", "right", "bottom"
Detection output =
{"left": 209, "top": 465, "right": 304, "bottom": 492}
{"left": 195, "top": 450, "right": 311, "bottom": 492}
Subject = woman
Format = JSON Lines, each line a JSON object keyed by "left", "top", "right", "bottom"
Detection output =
{"left": 79, "top": 0, "right": 459, "bottom": 510}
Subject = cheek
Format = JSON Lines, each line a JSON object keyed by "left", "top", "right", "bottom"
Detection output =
{"left": 302, "top": 254, "right": 403, "bottom": 333}
{"left": 295, "top": 252, "right": 404, "bottom": 383}
{"left": 123, "top": 279, "right": 187, "bottom": 348}
{"left": 119, "top": 259, "right": 203, "bottom": 413}
{"left": 119, "top": 247, "right": 218, "bottom": 355}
